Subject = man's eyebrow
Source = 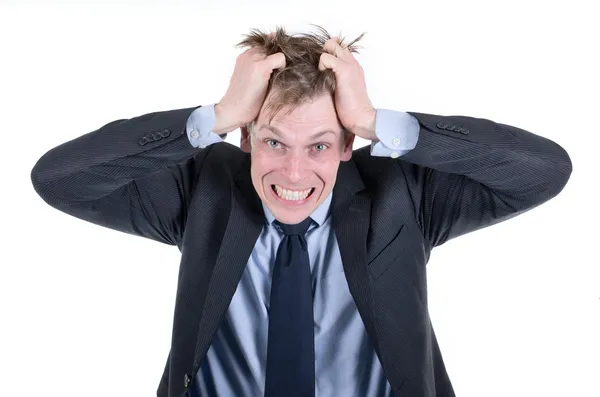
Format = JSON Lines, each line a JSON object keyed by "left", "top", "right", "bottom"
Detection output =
{"left": 259, "top": 125, "right": 338, "bottom": 140}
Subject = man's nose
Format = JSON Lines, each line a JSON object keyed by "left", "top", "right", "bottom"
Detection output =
{"left": 282, "top": 152, "right": 308, "bottom": 182}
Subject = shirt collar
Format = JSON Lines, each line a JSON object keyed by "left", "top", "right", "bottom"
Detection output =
{"left": 262, "top": 191, "right": 333, "bottom": 227}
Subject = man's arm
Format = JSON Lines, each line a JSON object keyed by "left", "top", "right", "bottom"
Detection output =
{"left": 371, "top": 109, "right": 572, "bottom": 247}
{"left": 31, "top": 106, "right": 213, "bottom": 246}
{"left": 318, "top": 36, "right": 572, "bottom": 247}
{"left": 31, "top": 44, "right": 286, "bottom": 247}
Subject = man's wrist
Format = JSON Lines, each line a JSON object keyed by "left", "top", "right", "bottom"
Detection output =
{"left": 213, "top": 103, "right": 239, "bottom": 134}
{"left": 351, "top": 108, "right": 378, "bottom": 142}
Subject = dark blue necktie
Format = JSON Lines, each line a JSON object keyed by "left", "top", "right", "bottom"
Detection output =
{"left": 264, "top": 217, "right": 315, "bottom": 397}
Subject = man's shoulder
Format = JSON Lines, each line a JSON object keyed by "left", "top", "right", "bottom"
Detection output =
{"left": 202, "top": 141, "right": 249, "bottom": 167}
{"left": 352, "top": 145, "right": 371, "bottom": 157}
{"left": 351, "top": 145, "right": 404, "bottom": 169}
{"left": 349, "top": 145, "right": 419, "bottom": 188}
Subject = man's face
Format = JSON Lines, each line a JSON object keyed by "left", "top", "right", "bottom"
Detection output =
{"left": 246, "top": 93, "right": 354, "bottom": 225}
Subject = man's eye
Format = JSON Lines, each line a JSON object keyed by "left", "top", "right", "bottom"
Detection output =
{"left": 266, "top": 139, "right": 280, "bottom": 148}
{"left": 314, "top": 143, "right": 327, "bottom": 151}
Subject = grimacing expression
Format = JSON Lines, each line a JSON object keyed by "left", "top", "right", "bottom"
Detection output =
{"left": 243, "top": 94, "right": 355, "bottom": 225}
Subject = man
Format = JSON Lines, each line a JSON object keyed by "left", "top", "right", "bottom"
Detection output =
{"left": 31, "top": 26, "right": 572, "bottom": 397}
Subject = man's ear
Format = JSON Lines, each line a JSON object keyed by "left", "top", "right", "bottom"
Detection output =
{"left": 240, "top": 125, "right": 251, "bottom": 153}
{"left": 340, "top": 132, "right": 355, "bottom": 161}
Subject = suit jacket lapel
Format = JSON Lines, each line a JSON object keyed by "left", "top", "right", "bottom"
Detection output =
{"left": 192, "top": 153, "right": 264, "bottom": 370}
{"left": 332, "top": 160, "right": 382, "bottom": 356}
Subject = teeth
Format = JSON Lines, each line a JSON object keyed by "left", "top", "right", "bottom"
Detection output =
{"left": 274, "top": 185, "right": 313, "bottom": 201}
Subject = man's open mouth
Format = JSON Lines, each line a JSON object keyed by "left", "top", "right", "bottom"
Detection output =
{"left": 271, "top": 184, "right": 316, "bottom": 201}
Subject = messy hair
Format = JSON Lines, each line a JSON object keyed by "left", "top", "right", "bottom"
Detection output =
{"left": 236, "top": 25, "right": 366, "bottom": 133}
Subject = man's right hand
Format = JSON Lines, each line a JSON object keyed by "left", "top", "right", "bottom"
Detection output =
{"left": 212, "top": 46, "right": 286, "bottom": 134}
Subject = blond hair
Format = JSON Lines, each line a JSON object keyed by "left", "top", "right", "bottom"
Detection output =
{"left": 236, "top": 25, "right": 366, "bottom": 134}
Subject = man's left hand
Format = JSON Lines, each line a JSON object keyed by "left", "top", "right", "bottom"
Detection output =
{"left": 319, "top": 37, "right": 377, "bottom": 141}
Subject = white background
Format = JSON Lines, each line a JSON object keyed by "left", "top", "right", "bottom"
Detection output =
{"left": 1, "top": 1, "right": 598, "bottom": 396}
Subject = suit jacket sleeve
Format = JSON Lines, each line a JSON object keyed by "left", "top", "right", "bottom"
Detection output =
{"left": 396, "top": 111, "right": 572, "bottom": 247}
{"left": 31, "top": 106, "right": 208, "bottom": 246}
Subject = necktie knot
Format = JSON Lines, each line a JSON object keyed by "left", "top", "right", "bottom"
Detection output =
{"left": 275, "top": 218, "right": 312, "bottom": 236}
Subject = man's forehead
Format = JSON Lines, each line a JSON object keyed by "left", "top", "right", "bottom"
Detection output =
{"left": 258, "top": 124, "right": 340, "bottom": 140}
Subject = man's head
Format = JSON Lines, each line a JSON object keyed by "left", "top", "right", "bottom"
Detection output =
{"left": 236, "top": 26, "right": 365, "bottom": 224}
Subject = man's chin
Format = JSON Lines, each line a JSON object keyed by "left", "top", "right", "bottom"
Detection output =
{"left": 269, "top": 207, "right": 314, "bottom": 225}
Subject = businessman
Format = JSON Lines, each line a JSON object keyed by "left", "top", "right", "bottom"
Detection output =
{"left": 31, "top": 26, "right": 572, "bottom": 397}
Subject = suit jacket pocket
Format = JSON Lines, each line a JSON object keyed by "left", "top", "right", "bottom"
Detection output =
{"left": 367, "top": 224, "right": 407, "bottom": 280}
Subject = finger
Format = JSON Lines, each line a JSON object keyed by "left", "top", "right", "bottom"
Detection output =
{"left": 323, "top": 37, "right": 353, "bottom": 62}
{"left": 262, "top": 52, "right": 286, "bottom": 70}
{"left": 241, "top": 46, "right": 267, "bottom": 61}
{"left": 318, "top": 52, "right": 344, "bottom": 73}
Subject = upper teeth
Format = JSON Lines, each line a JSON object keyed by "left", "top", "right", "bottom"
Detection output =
{"left": 274, "top": 185, "right": 312, "bottom": 201}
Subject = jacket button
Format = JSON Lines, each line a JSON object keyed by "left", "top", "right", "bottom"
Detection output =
{"left": 184, "top": 373, "right": 192, "bottom": 388}
{"left": 161, "top": 129, "right": 171, "bottom": 138}
{"left": 138, "top": 137, "right": 148, "bottom": 146}
{"left": 436, "top": 122, "right": 447, "bottom": 129}
{"left": 152, "top": 131, "right": 163, "bottom": 141}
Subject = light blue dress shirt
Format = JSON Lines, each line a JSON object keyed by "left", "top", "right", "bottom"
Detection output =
{"left": 186, "top": 104, "right": 419, "bottom": 397}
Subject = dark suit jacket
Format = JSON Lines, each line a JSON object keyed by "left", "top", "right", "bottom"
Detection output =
{"left": 31, "top": 106, "right": 572, "bottom": 397}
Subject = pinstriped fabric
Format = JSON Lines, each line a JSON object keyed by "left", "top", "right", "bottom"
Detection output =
{"left": 31, "top": 107, "right": 572, "bottom": 397}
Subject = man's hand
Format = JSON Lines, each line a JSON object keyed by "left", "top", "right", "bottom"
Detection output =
{"left": 213, "top": 45, "right": 286, "bottom": 134}
{"left": 319, "top": 38, "right": 377, "bottom": 141}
